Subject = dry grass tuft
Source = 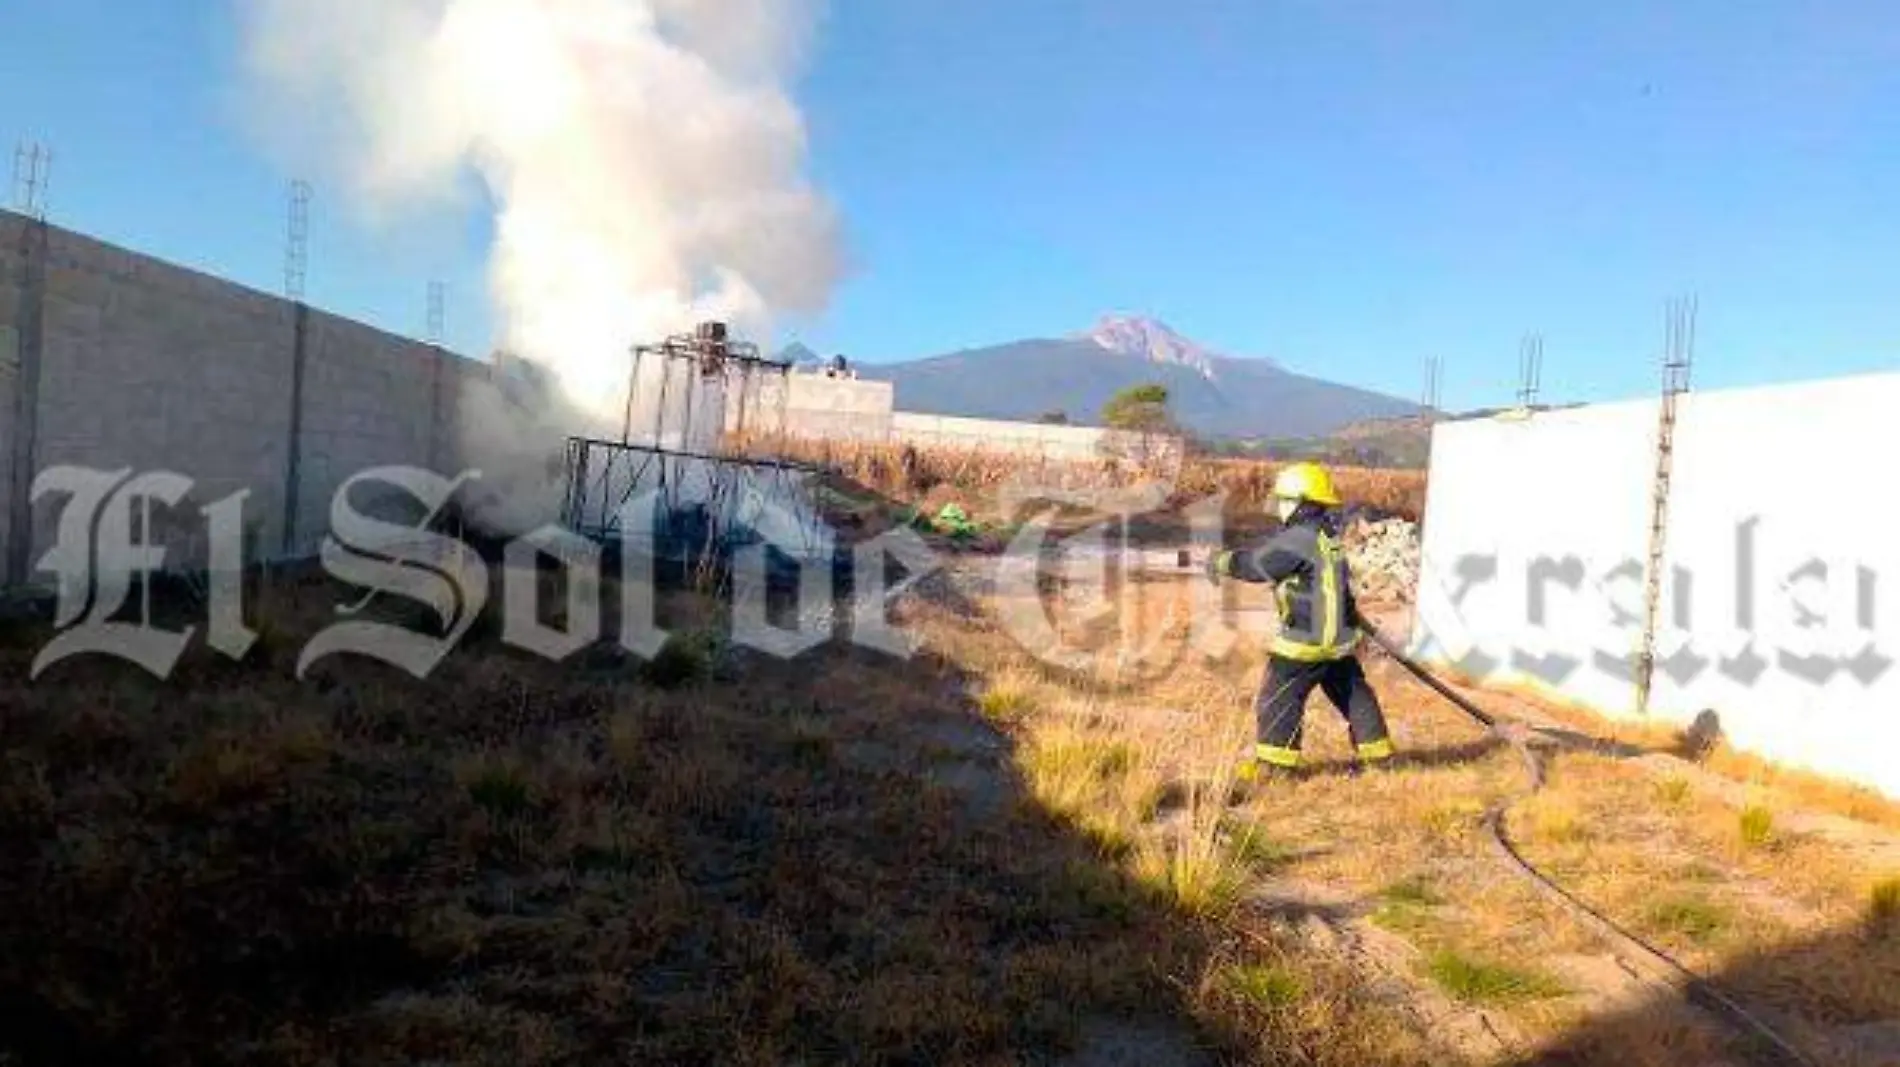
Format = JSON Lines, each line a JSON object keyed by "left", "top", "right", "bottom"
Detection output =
{"left": 1133, "top": 785, "right": 1250, "bottom": 919}
{"left": 639, "top": 630, "right": 716, "bottom": 688}
{"left": 1645, "top": 897, "right": 1732, "bottom": 945}
{"left": 1023, "top": 729, "right": 1120, "bottom": 820}
{"left": 976, "top": 673, "right": 1037, "bottom": 723}
{"left": 1738, "top": 804, "right": 1777, "bottom": 849}
{"left": 457, "top": 752, "right": 538, "bottom": 817}
{"left": 1369, "top": 877, "right": 1445, "bottom": 936}
{"left": 1220, "top": 961, "right": 1308, "bottom": 1010}
{"left": 1655, "top": 775, "right": 1692, "bottom": 806}
{"left": 1424, "top": 950, "right": 1567, "bottom": 1004}
{"left": 1379, "top": 875, "right": 1444, "bottom": 908}
{"left": 1870, "top": 876, "right": 1900, "bottom": 933}
{"left": 1221, "top": 815, "right": 1295, "bottom": 875}
{"left": 1526, "top": 796, "right": 1591, "bottom": 843}
{"left": 1420, "top": 797, "right": 1486, "bottom": 840}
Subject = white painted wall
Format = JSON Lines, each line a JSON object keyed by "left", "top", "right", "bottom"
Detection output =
{"left": 1411, "top": 400, "right": 1659, "bottom": 715}
{"left": 1412, "top": 373, "right": 1900, "bottom": 796}
{"left": 1649, "top": 374, "right": 1900, "bottom": 792}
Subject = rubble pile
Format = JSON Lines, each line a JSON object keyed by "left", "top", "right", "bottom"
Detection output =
{"left": 1344, "top": 517, "right": 1421, "bottom": 604}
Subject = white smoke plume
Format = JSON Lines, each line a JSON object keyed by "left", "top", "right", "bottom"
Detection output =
{"left": 239, "top": 0, "right": 843, "bottom": 534}
{"left": 240, "top": 0, "right": 841, "bottom": 421}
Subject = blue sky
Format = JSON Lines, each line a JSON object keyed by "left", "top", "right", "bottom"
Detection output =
{"left": 4, "top": 0, "right": 1899, "bottom": 412}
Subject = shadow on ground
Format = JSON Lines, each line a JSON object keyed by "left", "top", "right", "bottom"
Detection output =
{"left": 1504, "top": 914, "right": 1900, "bottom": 1066}
{"left": 0, "top": 536, "right": 1345, "bottom": 1067}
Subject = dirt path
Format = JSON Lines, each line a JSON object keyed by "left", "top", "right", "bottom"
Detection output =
{"left": 1239, "top": 873, "right": 1535, "bottom": 1065}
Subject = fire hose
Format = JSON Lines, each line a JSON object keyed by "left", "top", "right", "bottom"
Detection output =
{"left": 1359, "top": 625, "right": 1818, "bottom": 1067}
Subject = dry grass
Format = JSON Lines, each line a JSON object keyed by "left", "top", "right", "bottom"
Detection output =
{"left": 1644, "top": 896, "right": 1733, "bottom": 945}
{"left": 1379, "top": 875, "right": 1445, "bottom": 907}
{"left": 3, "top": 576, "right": 1209, "bottom": 1065}
{"left": 1738, "top": 804, "right": 1777, "bottom": 849}
{"left": 0, "top": 562, "right": 1463, "bottom": 1067}
{"left": 975, "top": 669, "right": 1039, "bottom": 724}
{"left": 1223, "top": 815, "right": 1297, "bottom": 875}
{"left": 1172, "top": 456, "right": 1427, "bottom": 519}
{"left": 1467, "top": 674, "right": 1900, "bottom": 834}
{"left": 917, "top": 565, "right": 1900, "bottom": 1066}
{"left": 1697, "top": 742, "right": 1900, "bottom": 832}
{"left": 1655, "top": 775, "right": 1693, "bottom": 806}
{"left": 1219, "top": 961, "right": 1308, "bottom": 1009}
{"left": 11, "top": 522, "right": 1900, "bottom": 1067}
{"left": 1132, "top": 782, "right": 1251, "bottom": 919}
{"left": 1424, "top": 950, "right": 1568, "bottom": 1004}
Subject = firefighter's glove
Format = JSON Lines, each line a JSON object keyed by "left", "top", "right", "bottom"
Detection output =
{"left": 1205, "top": 550, "right": 1234, "bottom": 584}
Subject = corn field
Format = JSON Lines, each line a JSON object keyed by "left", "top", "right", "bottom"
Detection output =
{"left": 742, "top": 434, "right": 1428, "bottom": 521}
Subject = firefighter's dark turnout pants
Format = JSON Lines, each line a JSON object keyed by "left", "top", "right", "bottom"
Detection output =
{"left": 1220, "top": 514, "right": 1395, "bottom": 769}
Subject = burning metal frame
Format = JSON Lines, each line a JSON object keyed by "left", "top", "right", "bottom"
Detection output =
{"left": 559, "top": 323, "right": 835, "bottom": 577}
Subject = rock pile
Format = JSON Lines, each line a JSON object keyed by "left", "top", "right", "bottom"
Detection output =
{"left": 1344, "top": 517, "right": 1421, "bottom": 604}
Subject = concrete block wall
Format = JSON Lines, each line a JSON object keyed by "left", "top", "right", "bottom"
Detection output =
{"left": 0, "top": 209, "right": 487, "bottom": 585}
{"left": 1412, "top": 373, "right": 1900, "bottom": 797}
{"left": 0, "top": 212, "right": 30, "bottom": 574}
{"left": 744, "top": 370, "right": 895, "bottom": 441}
{"left": 890, "top": 411, "right": 1131, "bottom": 462}
{"left": 30, "top": 221, "right": 298, "bottom": 564}
{"left": 729, "top": 364, "right": 1184, "bottom": 464}
{"left": 291, "top": 312, "right": 471, "bottom": 556}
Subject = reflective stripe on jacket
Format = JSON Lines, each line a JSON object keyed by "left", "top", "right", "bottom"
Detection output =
{"left": 1225, "top": 517, "right": 1361, "bottom": 661}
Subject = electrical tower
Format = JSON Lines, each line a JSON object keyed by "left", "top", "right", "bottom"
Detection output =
{"left": 427, "top": 281, "right": 446, "bottom": 346}
{"left": 284, "top": 180, "right": 312, "bottom": 302}
{"left": 1636, "top": 295, "right": 1696, "bottom": 715}
{"left": 1516, "top": 333, "right": 1545, "bottom": 410}
{"left": 10, "top": 141, "right": 52, "bottom": 219}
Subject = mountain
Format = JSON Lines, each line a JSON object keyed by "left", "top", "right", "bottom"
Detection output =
{"left": 1083, "top": 314, "right": 1222, "bottom": 379}
{"left": 859, "top": 316, "right": 1417, "bottom": 440}
{"left": 778, "top": 342, "right": 823, "bottom": 368}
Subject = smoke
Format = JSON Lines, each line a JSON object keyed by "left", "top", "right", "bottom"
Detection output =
{"left": 239, "top": 0, "right": 842, "bottom": 423}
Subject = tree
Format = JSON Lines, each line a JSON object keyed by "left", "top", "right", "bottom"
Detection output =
{"left": 1035, "top": 410, "right": 1070, "bottom": 425}
{"left": 1097, "top": 383, "right": 1180, "bottom": 470}
{"left": 1099, "top": 383, "right": 1173, "bottom": 434}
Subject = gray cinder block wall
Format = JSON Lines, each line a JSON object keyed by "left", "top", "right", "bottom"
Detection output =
{"left": 0, "top": 208, "right": 491, "bottom": 588}
{"left": 741, "top": 370, "right": 895, "bottom": 441}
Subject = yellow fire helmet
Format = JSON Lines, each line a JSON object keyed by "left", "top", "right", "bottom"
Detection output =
{"left": 1270, "top": 461, "right": 1341, "bottom": 507}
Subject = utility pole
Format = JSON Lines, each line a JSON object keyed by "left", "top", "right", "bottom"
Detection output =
{"left": 1516, "top": 333, "right": 1544, "bottom": 411}
{"left": 427, "top": 280, "right": 446, "bottom": 346}
{"left": 10, "top": 141, "right": 52, "bottom": 219}
{"left": 284, "top": 179, "right": 312, "bottom": 302}
{"left": 281, "top": 180, "right": 314, "bottom": 556}
{"left": 1636, "top": 296, "right": 1696, "bottom": 715}
{"left": 425, "top": 280, "right": 448, "bottom": 474}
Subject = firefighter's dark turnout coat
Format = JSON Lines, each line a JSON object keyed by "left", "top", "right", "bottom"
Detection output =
{"left": 1216, "top": 513, "right": 1395, "bottom": 768}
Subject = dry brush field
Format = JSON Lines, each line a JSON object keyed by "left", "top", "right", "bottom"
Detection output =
{"left": 3, "top": 446, "right": 1898, "bottom": 1066}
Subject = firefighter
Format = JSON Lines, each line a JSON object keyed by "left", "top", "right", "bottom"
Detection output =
{"left": 1206, "top": 462, "right": 1396, "bottom": 778}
